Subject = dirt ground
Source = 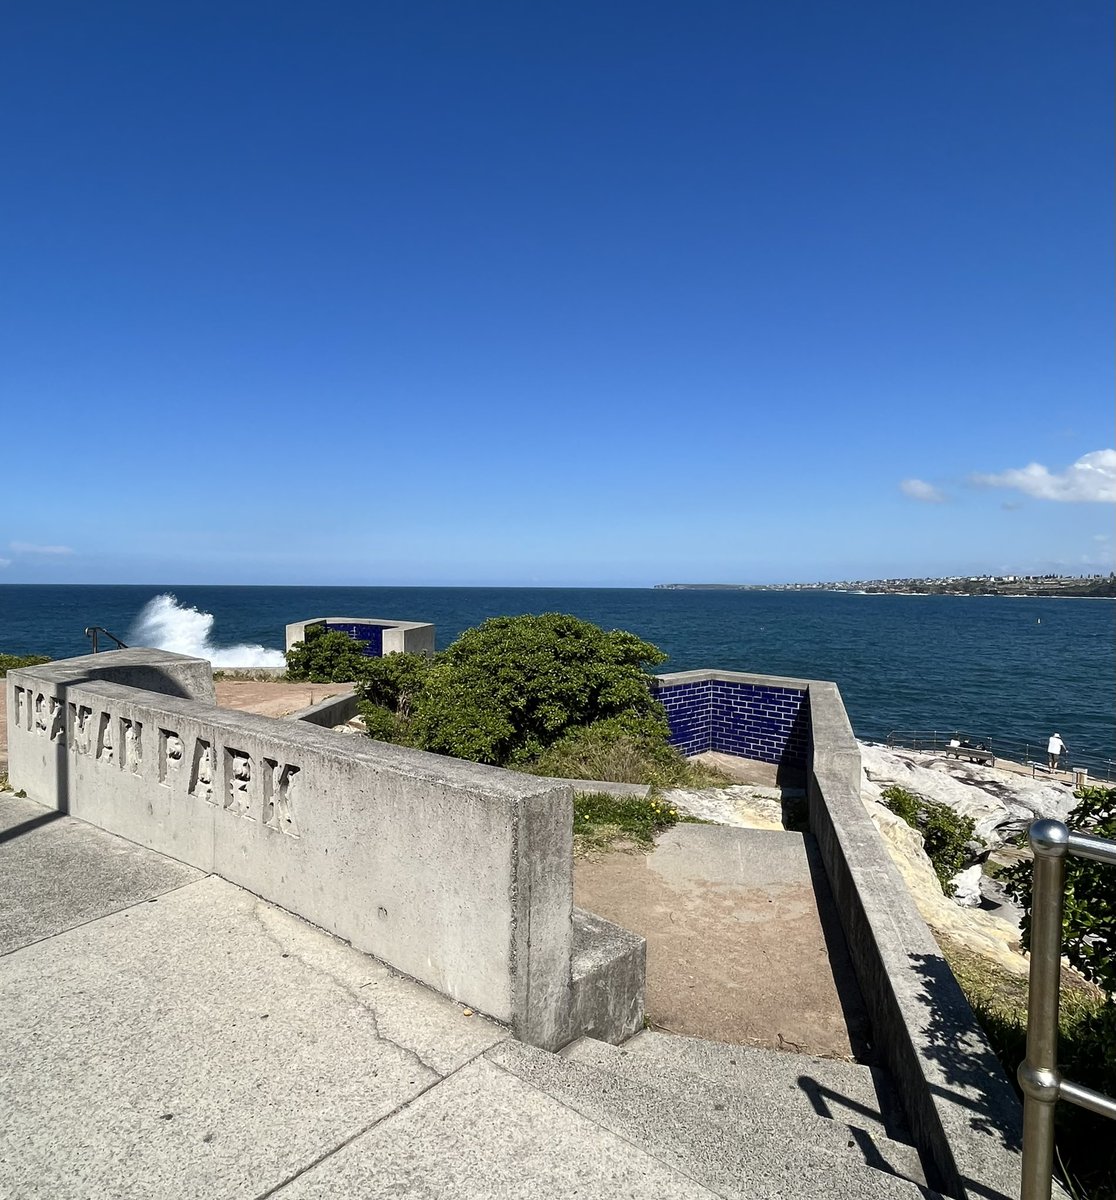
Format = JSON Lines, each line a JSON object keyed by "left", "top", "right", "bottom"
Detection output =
{"left": 575, "top": 824, "right": 871, "bottom": 1060}
{"left": 213, "top": 680, "right": 352, "bottom": 718}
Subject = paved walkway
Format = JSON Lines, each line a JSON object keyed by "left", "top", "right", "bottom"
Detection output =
{"left": 0, "top": 791, "right": 724, "bottom": 1199}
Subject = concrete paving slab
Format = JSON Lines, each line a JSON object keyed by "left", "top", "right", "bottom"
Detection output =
{"left": 486, "top": 1041, "right": 937, "bottom": 1200}
{"left": 606, "top": 1030, "right": 912, "bottom": 1143}
{"left": 574, "top": 824, "right": 871, "bottom": 1057}
{"left": 0, "top": 875, "right": 506, "bottom": 1200}
{"left": 561, "top": 1036, "right": 926, "bottom": 1184}
{"left": 0, "top": 790, "right": 204, "bottom": 956}
{"left": 274, "top": 1056, "right": 722, "bottom": 1199}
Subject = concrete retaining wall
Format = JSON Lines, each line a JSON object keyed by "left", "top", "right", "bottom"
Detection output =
{"left": 288, "top": 690, "right": 361, "bottom": 728}
{"left": 805, "top": 681, "right": 1021, "bottom": 1200}
{"left": 6, "top": 650, "right": 643, "bottom": 1051}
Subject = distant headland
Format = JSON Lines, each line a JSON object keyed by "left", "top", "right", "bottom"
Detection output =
{"left": 655, "top": 573, "right": 1116, "bottom": 598}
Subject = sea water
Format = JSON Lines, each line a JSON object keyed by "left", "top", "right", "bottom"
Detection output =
{"left": 1, "top": 584, "right": 1112, "bottom": 765}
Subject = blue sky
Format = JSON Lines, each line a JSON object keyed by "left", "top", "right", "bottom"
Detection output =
{"left": 2, "top": 1, "right": 1112, "bottom": 586}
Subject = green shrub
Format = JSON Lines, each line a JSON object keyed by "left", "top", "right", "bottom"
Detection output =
{"left": 355, "top": 652, "right": 432, "bottom": 744}
{"left": 285, "top": 625, "right": 370, "bottom": 682}
{"left": 1004, "top": 786, "right": 1116, "bottom": 998}
{"left": 405, "top": 613, "right": 667, "bottom": 767}
{"left": 881, "top": 784, "right": 979, "bottom": 895}
{"left": 0, "top": 653, "right": 51, "bottom": 678}
{"left": 573, "top": 790, "right": 693, "bottom": 852}
{"left": 530, "top": 715, "right": 728, "bottom": 788}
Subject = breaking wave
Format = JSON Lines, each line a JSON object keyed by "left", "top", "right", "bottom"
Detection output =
{"left": 128, "top": 593, "right": 287, "bottom": 669}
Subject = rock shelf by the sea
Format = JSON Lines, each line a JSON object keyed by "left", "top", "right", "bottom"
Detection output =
{"left": 858, "top": 741, "right": 1076, "bottom": 847}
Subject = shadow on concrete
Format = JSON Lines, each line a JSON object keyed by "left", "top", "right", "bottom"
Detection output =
{"left": 907, "top": 951, "right": 1021, "bottom": 1200}
{"left": 0, "top": 809, "right": 64, "bottom": 845}
{"left": 803, "top": 834, "right": 873, "bottom": 1061}
{"left": 777, "top": 701, "right": 811, "bottom": 788}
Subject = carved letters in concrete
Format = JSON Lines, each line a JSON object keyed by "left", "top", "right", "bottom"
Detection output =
{"left": 224, "top": 749, "right": 253, "bottom": 819}
{"left": 262, "top": 759, "right": 300, "bottom": 837}
{"left": 48, "top": 698, "right": 64, "bottom": 743}
{"left": 159, "top": 729, "right": 184, "bottom": 785}
{"left": 122, "top": 719, "right": 142, "bottom": 775}
{"left": 69, "top": 705, "right": 94, "bottom": 755}
{"left": 12, "top": 687, "right": 29, "bottom": 731}
{"left": 96, "top": 712, "right": 115, "bottom": 764}
{"left": 189, "top": 739, "right": 215, "bottom": 804}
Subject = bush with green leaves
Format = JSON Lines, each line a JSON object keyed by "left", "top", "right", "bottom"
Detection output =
{"left": 881, "top": 784, "right": 980, "bottom": 896}
{"left": 404, "top": 613, "right": 668, "bottom": 767}
{"left": 285, "top": 624, "right": 371, "bottom": 682}
{"left": 0, "top": 653, "right": 51, "bottom": 678}
{"left": 996, "top": 786, "right": 1116, "bottom": 1195}
{"left": 356, "top": 652, "right": 432, "bottom": 744}
{"left": 1004, "top": 786, "right": 1116, "bottom": 998}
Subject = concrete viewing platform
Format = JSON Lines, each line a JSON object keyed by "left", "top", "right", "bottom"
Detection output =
{"left": 2, "top": 789, "right": 931, "bottom": 1199}
{"left": 2, "top": 650, "right": 1028, "bottom": 1199}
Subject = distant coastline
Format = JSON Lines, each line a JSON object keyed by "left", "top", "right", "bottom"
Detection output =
{"left": 655, "top": 574, "right": 1116, "bottom": 599}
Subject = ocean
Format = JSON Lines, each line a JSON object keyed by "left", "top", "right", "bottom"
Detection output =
{"left": 1, "top": 584, "right": 1113, "bottom": 769}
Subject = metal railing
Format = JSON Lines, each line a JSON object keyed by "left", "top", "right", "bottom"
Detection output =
{"left": 84, "top": 627, "right": 128, "bottom": 654}
{"left": 1019, "top": 819, "right": 1116, "bottom": 1200}
{"left": 885, "top": 729, "right": 1116, "bottom": 785}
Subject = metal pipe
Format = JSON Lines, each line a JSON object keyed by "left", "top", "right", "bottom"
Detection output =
{"left": 1019, "top": 819, "right": 1069, "bottom": 1200}
{"left": 1067, "top": 831, "right": 1116, "bottom": 866}
{"left": 1059, "top": 1079, "right": 1116, "bottom": 1120}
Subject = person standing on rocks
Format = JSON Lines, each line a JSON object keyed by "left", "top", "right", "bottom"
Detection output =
{"left": 1047, "top": 732, "right": 1067, "bottom": 772}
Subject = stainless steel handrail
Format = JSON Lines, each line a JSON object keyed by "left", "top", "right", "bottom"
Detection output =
{"left": 1019, "top": 819, "right": 1116, "bottom": 1200}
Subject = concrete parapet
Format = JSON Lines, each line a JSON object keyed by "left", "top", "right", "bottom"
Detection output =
{"left": 805, "top": 679, "right": 1022, "bottom": 1200}
{"left": 6, "top": 649, "right": 641, "bottom": 1051}
{"left": 286, "top": 617, "right": 435, "bottom": 658}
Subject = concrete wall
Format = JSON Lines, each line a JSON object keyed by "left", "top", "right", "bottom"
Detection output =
{"left": 805, "top": 680, "right": 1022, "bottom": 1200}
{"left": 287, "top": 690, "right": 362, "bottom": 728}
{"left": 654, "top": 670, "right": 810, "bottom": 770}
{"left": 285, "top": 617, "right": 436, "bottom": 658}
{"left": 5, "top": 650, "right": 606, "bottom": 1051}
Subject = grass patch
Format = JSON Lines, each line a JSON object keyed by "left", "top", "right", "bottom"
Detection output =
{"left": 0, "top": 653, "right": 51, "bottom": 678}
{"left": 942, "top": 937, "right": 1113, "bottom": 1198}
{"left": 530, "top": 723, "right": 729, "bottom": 789}
{"left": 572, "top": 790, "right": 701, "bottom": 855}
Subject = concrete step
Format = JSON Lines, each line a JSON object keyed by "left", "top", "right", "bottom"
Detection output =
{"left": 568, "top": 907, "right": 645, "bottom": 1045}
{"left": 576, "top": 1029, "right": 913, "bottom": 1146}
{"left": 562, "top": 1035, "right": 925, "bottom": 1188}
{"left": 487, "top": 1040, "right": 942, "bottom": 1200}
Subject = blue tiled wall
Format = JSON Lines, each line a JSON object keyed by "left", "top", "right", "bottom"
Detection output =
{"left": 654, "top": 678, "right": 810, "bottom": 769}
{"left": 325, "top": 621, "right": 385, "bottom": 657}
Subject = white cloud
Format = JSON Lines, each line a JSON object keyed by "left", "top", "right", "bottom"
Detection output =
{"left": 900, "top": 478, "right": 946, "bottom": 503}
{"left": 0, "top": 558, "right": 9, "bottom": 568}
{"left": 9, "top": 541, "right": 74, "bottom": 555}
{"left": 971, "top": 449, "right": 1116, "bottom": 503}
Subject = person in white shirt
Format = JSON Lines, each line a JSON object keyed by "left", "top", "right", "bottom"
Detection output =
{"left": 1047, "top": 733, "right": 1066, "bottom": 772}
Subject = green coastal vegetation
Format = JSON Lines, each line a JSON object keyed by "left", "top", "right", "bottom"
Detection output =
{"left": 286, "top": 613, "right": 727, "bottom": 791}
{"left": 0, "top": 653, "right": 51, "bottom": 677}
{"left": 881, "top": 785, "right": 980, "bottom": 896}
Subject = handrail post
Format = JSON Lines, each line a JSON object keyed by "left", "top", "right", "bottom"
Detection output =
{"left": 1019, "top": 820, "right": 1070, "bottom": 1200}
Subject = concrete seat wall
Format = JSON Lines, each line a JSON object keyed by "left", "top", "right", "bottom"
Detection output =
{"left": 6, "top": 651, "right": 576, "bottom": 1050}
